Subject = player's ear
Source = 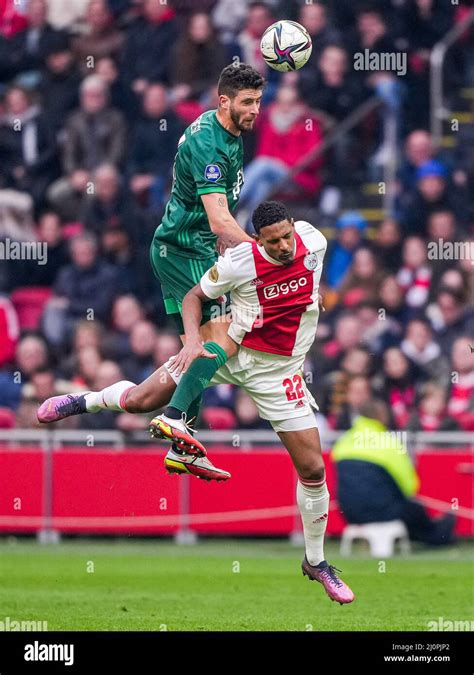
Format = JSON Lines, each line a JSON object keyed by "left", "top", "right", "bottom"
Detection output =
{"left": 250, "top": 233, "right": 259, "bottom": 242}
{"left": 219, "top": 94, "right": 230, "bottom": 111}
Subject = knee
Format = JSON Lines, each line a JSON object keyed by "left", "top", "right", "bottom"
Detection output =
{"left": 297, "top": 454, "right": 326, "bottom": 482}
{"left": 123, "top": 386, "right": 147, "bottom": 413}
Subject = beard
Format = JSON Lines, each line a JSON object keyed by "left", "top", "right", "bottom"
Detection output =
{"left": 230, "top": 106, "right": 253, "bottom": 133}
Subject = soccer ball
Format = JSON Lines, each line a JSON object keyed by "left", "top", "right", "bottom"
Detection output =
{"left": 260, "top": 20, "right": 312, "bottom": 72}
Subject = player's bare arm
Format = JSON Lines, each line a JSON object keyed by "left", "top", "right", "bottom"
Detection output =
{"left": 201, "top": 192, "right": 252, "bottom": 250}
{"left": 168, "top": 284, "right": 218, "bottom": 375}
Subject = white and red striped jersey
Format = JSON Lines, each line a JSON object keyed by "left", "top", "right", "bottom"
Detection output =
{"left": 200, "top": 221, "right": 327, "bottom": 357}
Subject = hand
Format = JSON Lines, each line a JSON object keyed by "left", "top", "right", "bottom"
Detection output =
{"left": 167, "top": 339, "right": 217, "bottom": 376}
{"left": 216, "top": 237, "right": 227, "bottom": 256}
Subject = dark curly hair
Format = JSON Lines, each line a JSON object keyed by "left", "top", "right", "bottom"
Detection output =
{"left": 252, "top": 201, "right": 291, "bottom": 234}
{"left": 217, "top": 63, "right": 265, "bottom": 98}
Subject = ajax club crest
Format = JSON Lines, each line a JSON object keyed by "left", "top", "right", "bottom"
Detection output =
{"left": 304, "top": 252, "right": 318, "bottom": 270}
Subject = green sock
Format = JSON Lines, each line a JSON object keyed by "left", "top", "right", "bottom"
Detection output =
{"left": 187, "top": 394, "right": 202, "bottom": 426}
{"left": 166, "top": 342, "right": 227, "bottom": 416}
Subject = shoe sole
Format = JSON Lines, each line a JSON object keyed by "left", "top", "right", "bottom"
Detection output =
{"left": 301, "top": 566, "right": 355, "bottom": 605}
{"left": 164, "top": 458, "right": 230, "bottom": 482}
{"left": 149, "top": 420, "right": 207, "bottom": 457}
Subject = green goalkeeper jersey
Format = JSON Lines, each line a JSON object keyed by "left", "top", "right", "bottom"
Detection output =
{"left": 153, "top": 109, "right": 244, "bottom": 259}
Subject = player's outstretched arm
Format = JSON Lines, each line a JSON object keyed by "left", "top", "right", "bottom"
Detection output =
{"left": 201, "top": 192, "right": 253, "bottom": 250}
{"left": 167, "top": 284, "right": 217, "bottom": 376}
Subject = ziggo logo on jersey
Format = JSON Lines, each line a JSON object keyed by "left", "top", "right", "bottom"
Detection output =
{"left": 263, "top": 276, "right": 308, "bottom": 299}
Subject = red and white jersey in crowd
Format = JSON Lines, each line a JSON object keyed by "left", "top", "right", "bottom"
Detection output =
{"left": 200, "top": 221, "right": 327, "bottom": 357}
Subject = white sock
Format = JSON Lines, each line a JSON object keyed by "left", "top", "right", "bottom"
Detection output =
{"left": 297, "top": 477, "right": 330, "bottom": 566}
{"left": 84, "top": 381, "right": 136, "bottom": 412}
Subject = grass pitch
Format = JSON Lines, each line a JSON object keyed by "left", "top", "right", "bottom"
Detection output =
{"left": 1, "top": 538, "right": 472, "bottom": 631}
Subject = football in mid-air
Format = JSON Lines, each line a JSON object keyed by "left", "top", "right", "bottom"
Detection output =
{"left": 260, "top": 20, "right": 312, "bottom": 72}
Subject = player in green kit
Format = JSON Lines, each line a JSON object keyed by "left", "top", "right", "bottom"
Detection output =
{"left": 37, "top": 64, "right": 265, "bottom": 481}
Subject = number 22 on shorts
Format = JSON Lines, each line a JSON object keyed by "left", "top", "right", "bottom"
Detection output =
{"left": 283, "top": 373, "right": 305, "bottom": 401}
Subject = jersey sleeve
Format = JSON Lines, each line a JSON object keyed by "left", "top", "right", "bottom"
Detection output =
{"left": 200, "top": 248, "right": 238, "bottom": 299}
{"left": 295, "top": 220, "right": 328, "bottom": 259}
{"left": 190, "top": 131, "right": 228, "bottom": 196}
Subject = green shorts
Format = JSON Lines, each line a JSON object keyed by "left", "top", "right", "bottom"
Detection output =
{"left": 150, "top": 239, "right": 223, "bottom": 333}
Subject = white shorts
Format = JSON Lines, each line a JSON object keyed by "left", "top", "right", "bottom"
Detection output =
{"left": 209, "top": 346, "right": 319, "bottom": 431}
{"left": 164, "top": 347, "right": 319, "bottom": 432}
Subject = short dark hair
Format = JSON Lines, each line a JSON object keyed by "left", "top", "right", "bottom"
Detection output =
{"left": 252, "top": 201, "right": 291, "bottom": 234}
{"left": 218, "top": 63, "right": 265, "bottom": 99}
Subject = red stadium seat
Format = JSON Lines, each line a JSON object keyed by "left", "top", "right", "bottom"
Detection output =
{"left": 0, "top": 407, "right": 16, "bottom": 429}
{"left": 10, "top": 287, "right": 53, "bottom": 331}
{"left": 202, "top": 407, "right": 237, "bottom": 430}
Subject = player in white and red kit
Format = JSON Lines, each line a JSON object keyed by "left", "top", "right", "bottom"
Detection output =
{"left": 151, "top": 201, "right": 355, "bottom": 604}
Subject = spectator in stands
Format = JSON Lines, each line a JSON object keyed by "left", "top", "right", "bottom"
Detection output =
{"left": 48, "top": 75, "right": 127, "bottom": 221}
{"left": 42, "top": 232, "right": 122, "bottom": 348}
{"left": 355, "top": 300, "right": 401, "bottom": 354}
{"left": 0, "top": 334, "right": 49, "bottom": 411}
{"left": 316, "top": 312, "right": 363, "bottom": 376}
{"left": 401, "top": 317, "right": 450, "bottom": 386}
{"left": 0, "top": 0, "right": 28, "bottom": 38}
{"left": 320, "top": 346, "right": 373, "bottom": 426}
{"left": 8, "top": 0, "right": 64, "bottom": 79}
{"left": 396, "top": 236, "right": 431, "bottom": 311}
{"left": 333, "top": 399, "right": 456, "bottom": 546}
{"left": 338, "top": 247, "right": 386, "bottom": 304}
{"left": 407, "top": 381, "right": 459, "bottom": 433}
{"left": 121, "top": 0, "right": 179, "bottom": 91}
{"left": 128, "top": 83, "right": 184, "bottom": 211}
{"left": 379, "top": 275, "right": 409, "bottom": 325}
{"left": 153, "top": 330, "right": 182, "bottom": 370}
{"left": 72, "top": 0, "right": 124, "bottom": 75}
{"left": 233, "top": 1, "right": 274, "bottom": 74}
{"left": 238, "top": 85, "right": 323, "bottom": 225}
{"left": 14, "top": 210, "right": 69, "bottom": 287}
{"left": 447, "top": 336, "right": 474, "bottom": 431}
{"left": 211, "top": 0, "right": 249, "bottom": 45}
{"left": 398, "top": 130, "right": 435, "bottom": 193}
{"left": 121, "top": 320, "right": 157, "bottom": 381}
{"left": 95, "top": 56, "right": 139, "bottom": 123}
{"left": 171, "top": 12, "right": 228, "bottom": 102}
{"left": 325, "top": 211, "right": 367, "bottom": 290}
{"left": 70, "top": 345, "right": 102, "bottom": 388}
{"left": 46, "top": 0, "right": 89, "bottom": 32}
{"left": 299, "top": 43, "right": 368, "bottom": 188}
{"left": 0, "top": 85, "right": 58, "bottom": 207}
{"left": 104, "top": 294, "right": 145, "bottom": 361}
{"left": 39, "top": 32, "right": 81, "bottom": 135}
{"left": 426, "top": 209, "right": 465, "bottom": 291}
{"left": 0, "top": 294, "right": 19, "bottom": 367}
{"left": 376, "top": 347, "right": 417, "bottom": 429}
{"left": 335, "top": 374, "right": 373, "bottom": 430}
{"left": 429, "top": 286, "right": 474, "bottom": 357}
{"left": 58, "top": 318, "right": 104, "bottom": 379}
{"left": 399, "top": 160, "right": 464, "bottom": 236}
{"left": 81, "top": 164, "right": 145, "bottom": 290}
{"left": 435, "top": 267, "right": 470, "bottom": 302}
{"left": 351, "top": 6, "right": 398, "bottom": 69}
{"left": 298, "top": 2, "right": 341, "bottom": 66}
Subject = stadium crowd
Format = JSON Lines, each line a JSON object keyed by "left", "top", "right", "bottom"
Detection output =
{"left": 0, "top": 0, "right": 472, "bottom": 433}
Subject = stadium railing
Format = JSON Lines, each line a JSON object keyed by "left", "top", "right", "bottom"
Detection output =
{"left": 430, "top": 7, "right": 474, "bottom": 147}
